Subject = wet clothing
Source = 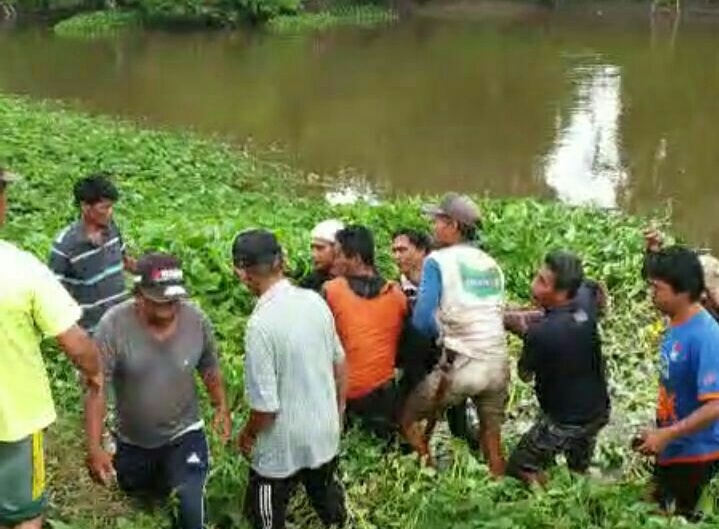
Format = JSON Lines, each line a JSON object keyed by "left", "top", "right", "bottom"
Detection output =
{"left": 0, "top": 432, "right": 46, "bottom": 526}
{"left": 652, "top": 460, "right": 719, "bottom": 520}
{"left": 519, "top": 299, "right": 610, "bottom": 425}
{"left": 244, "top": 457, "right": 346, "bottom": 529}
{"left": 413, "top": 244, "right": 507, "bottom": 363}
{"left": 49, "top": 220, "right": 128, "bottom": 332}
{"left": 95, "top": 300, "right": 219, "bottom": 449}
{"left": 507, "top": 411, "right": 609, "bottom": 477}
{"left": 299, "top": 270, "right": 333, "bottom": 293}
{"left": 0, "top": 240, "right": 82, "bottom": 443}
{"left": 245, "top": 280, "right": 343, "bottom": 479}
{"left": 324, "top": 276, "right": 408, "bottom": 400}
{"left": 656, "top": 309, "right": 719, "bottom": 465}
{"left": 115, "top": 429, "right": 209, "bottom": 529}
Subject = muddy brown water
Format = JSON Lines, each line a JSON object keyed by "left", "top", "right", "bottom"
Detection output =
{"left": 1, "top": 5, "right": 719, "bottom": 247}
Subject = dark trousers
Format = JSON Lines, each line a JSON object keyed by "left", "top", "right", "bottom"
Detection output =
{"left": 653, "top": 461, "right": 719, "bottom": 520}
{"left": 114, "top": 429, "right": 209, "bottom": 529}
{"left": 507, "top": 412, "right": 609, "bottom": 477}
{"left": 244, "top": 457, "right": 346, "bottom": 529}
{"left": 346, "top": 381, "right": 399, "bottom": 440}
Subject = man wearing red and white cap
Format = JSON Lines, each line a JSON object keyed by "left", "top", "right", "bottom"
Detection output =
{"left": 86, "top": 252, "right": 231, "bottom": 529}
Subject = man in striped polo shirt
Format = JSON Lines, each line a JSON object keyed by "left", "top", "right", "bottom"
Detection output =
{"left": 49, "top": 174, "right": 135, "bottom": 334}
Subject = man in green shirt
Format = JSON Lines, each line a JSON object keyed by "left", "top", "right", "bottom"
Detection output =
{"left": 0, "top": 168, "right": 102, "bottom": 529}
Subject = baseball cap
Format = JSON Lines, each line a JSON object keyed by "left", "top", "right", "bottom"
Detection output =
{"left": 422, "top": 193, "right": 481, "bottom": 227}
{"left": 134, "top": 253, "right": 188, "bottom": 303}
{"left": 311, "top": 219, "right": 345, "bottom": 244}
{"left": 233, "top": 229, "right": 283, "bottom": 269}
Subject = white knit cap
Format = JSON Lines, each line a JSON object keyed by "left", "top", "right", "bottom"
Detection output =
{"left": 311, "top": 219, "right": 345, "bottom": 244}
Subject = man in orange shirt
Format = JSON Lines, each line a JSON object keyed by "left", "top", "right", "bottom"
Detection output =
{"left": 323, "top": 225, "right": 408, "bottom": 440}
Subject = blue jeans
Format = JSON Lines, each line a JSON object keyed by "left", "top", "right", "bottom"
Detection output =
{"left": 114, "top": 429, "right": 209, "bottom": 529}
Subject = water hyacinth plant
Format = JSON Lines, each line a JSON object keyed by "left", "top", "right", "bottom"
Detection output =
{"left": 0, "top": 92, "right": 716, "bottom": 528}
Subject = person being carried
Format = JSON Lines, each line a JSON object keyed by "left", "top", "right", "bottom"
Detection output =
{"left": 86, "top": 253, "right": 231, "bottom": 529}
{"left": 634, "top": 246, "right": 719, "bottom": 521}
{"left": 234, "top": 229, "right": 347, "bottom": 529}
{"left": 299, "top": 219, "right": 345, "bottom": 292}
{"left": 405, "top": 193, "right": 508, "bottom": 474}
{"left": 0, "top": 168, "right": 102, "bottom": 529}
{"left": 391, "top": 228, "right": 479, "bottom": 450}
{"left": 506, "top": 251, "right": 610, "bottom": 485}
{"left": 49, "top": 173, "right": 135, "bottom": 334}
{"left": 324, "top": 225, "right": 408, "bottom": 441}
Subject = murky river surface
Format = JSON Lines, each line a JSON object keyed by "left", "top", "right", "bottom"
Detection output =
{"left": 1, "top": 5, "right": 719, "bottom": 246}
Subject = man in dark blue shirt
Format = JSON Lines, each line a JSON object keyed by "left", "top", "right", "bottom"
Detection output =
{"left": 507, "top": 251, "right": 610, "bottom": 485}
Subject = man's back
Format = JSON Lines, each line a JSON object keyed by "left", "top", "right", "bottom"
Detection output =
{"left": 245, "top": 281, "right": 342, "bottom": 478}
{"left": 0, "top": 240, "right": 81, "bottom": 442}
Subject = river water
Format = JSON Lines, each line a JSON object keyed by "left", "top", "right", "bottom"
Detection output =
{"left": 1, "top": 5, "right": 719, "bottom": 246}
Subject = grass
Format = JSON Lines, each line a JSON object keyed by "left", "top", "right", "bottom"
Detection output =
{"left": 54, "top": 11, "right": 141, "bottom": 38}
{"left": 1, "top": 91, "right": 717, "bottom": 528}
{"left": 268, "top": 5, "right": 399, "bottom": 33}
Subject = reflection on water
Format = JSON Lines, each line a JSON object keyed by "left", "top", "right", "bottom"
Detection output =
{"left": 543, "top": 63, "right": 627, "bottom": 209}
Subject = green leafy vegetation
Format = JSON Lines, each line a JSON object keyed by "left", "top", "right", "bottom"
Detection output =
{"left": 54, "top": 10, "right": 140, "bottom": 37}
{"left": 1, "top": 92, "right": 717, "bottom": 528}
{"left": 268, "top": 5, "right": 398, "bottom": 33}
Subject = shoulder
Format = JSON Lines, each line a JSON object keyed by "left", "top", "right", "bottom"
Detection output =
{"left": 179, "top": 300, "right": 210, "bottom": 323}
{"left": 52, "top": 221, "right": 81, "bottom": 248}
{"left": 1, "top": 241, "right": 54, "bottom": 279}
{"left": 96, "top": 299, "right": 133, "bottom": 335}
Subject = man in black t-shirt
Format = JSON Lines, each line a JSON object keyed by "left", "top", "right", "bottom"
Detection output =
{"left": 506, "top": 251, "right": 610, "bottom": 485}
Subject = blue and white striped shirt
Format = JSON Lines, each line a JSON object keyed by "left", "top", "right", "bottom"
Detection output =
{"left": 48, "top": 220, "right": 128, "bottom": 332}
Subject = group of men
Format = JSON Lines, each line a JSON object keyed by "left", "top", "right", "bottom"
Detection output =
{"left": 2, "top": 168, "right": 719, "bottom": 529}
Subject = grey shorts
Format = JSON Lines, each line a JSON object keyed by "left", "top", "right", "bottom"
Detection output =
{"left": 403, "top": 351, "right": 509, "bottom": 430}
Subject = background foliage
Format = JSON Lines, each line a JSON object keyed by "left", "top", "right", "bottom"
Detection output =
{"left": 1, "top": 93, "right": 716, "bottom": 528}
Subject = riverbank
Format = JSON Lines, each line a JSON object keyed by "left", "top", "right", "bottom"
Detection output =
{"left": 1, "top": 93, "right": 716, "bottom": 527}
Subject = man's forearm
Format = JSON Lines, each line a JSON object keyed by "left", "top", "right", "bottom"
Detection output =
{"left": 333, "top": 361, "right": 348, "bottom": 415}
{"left": 665, "top": 400, "right": 719, "bottom": 441}
{"left": 242, "top": 410, "right": 276, "bottom": 439}
{"left": 202, "top": 367, "right": 229, "bottom": 414}
{"left": 84, "top": 380, "right": 106, "bottom": 454}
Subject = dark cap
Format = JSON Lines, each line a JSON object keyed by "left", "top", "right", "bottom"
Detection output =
{"left": 422, "top": 193, "right": 481, "bottom": 227}
{"left": 134, "top": 253, "right": 188, "bottom": 302}
{"left": 232, "top": 229, "right": 283, "bottom": 269}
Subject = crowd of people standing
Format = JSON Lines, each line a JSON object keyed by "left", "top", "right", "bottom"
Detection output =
{"left": 2, "top": 168, "right": 719, "bottom": 529}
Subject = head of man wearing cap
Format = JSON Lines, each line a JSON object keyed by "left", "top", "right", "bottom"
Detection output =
{"left": 0, "top": 168, "right": 17, "bottom": 227}
{"left": 133, "top": 252, "right": 188, "bottom": 328}
{"left": 232, "top": 229, "right": 284, "bottom": 297}
{"left": 310, "top": 219, "right": 344, "bottom": 275}
{"left": 422, "top": 193, "right": 481, "bottom": 248}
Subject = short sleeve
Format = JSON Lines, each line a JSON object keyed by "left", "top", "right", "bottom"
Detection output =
{"left": 244, "top": 321, "right": 280, "bottom": 413}
{"left": 696, "top": 328, "right": 719, "bottom": 402}
{"left": 197, "top": 313, "right": 219, "bottom": 374}
{"left": 30, "top": 256, "right": 82, "bottom": 338}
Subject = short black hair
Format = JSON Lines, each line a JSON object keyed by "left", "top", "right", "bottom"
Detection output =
{"left": 645, "top": 246, "right": 705, "bottom": 302}
{"left": 392, "top": 228, "right": 432, "bottom": 254}
{"left": 73, "top": 173, "right": 119, "bottom": 206}
{"left": 545, "top": 250, "right": 584, "bottom": 298}
{"left": 336, "top": 225, "right": 375, "bottom": 267}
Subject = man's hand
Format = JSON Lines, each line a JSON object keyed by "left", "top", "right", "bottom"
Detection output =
{"left": 86, "top": 448, "right": 115, "bottom": 486}
{"left": 238, "top": 429, "right": 255, "bottom": 460}
{"left": 635, "top": 428, "right": 673, "bottom": 456}
{"left": 212, "top": 409, "right": 232, "bottom": 444}
{"left": 644, "top": 229, "right": 664, "bottom": 253}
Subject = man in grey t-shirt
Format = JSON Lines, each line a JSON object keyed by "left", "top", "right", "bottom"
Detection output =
{"left": 85, "top": 253, "right": 231, "bottom": 529}
{"left": 233, "top": 229, "right": 347, "bottom": 529}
